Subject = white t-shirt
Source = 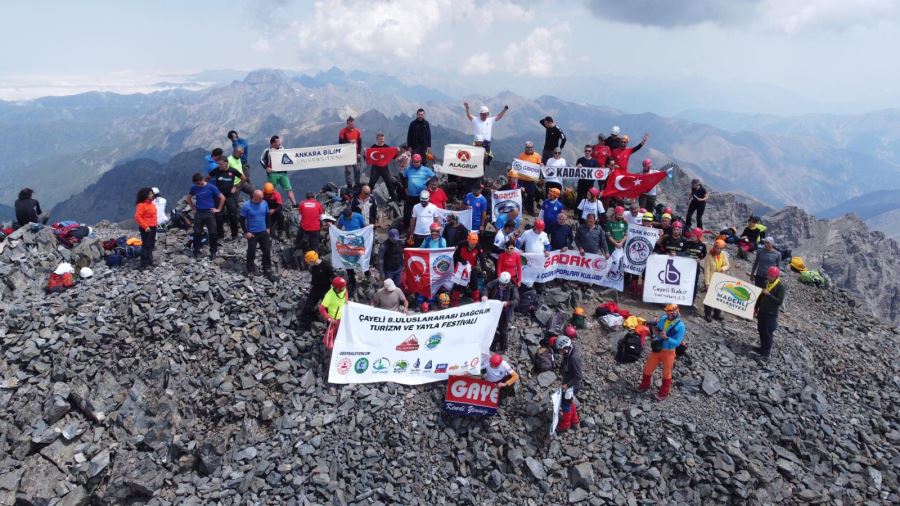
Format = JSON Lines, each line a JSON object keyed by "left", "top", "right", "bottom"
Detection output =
{"left": 644, "top": 169, "right": 660, "bottom": 196}
{"left": 544, "top": 157, "right": 566, "bottom": 185}
{"left": 577, "top": 198, "right": 605, "bottom": 220}
{"left": 485, "top": 360, "right": 513, "bottom": 382}
{"left": 625, "top": 212, "right": 643, "bottom": 227}
{"left": 519, "top": 229, "right": 550, "bottom": 254}
{"left": 471, "top": 116, "right": 496, "bottom": 141}
{"left": 412, "top": 202, "right": 439, "bottom": 235}
{"left": 153, "top": 197, "right": 169, "bottom": 224}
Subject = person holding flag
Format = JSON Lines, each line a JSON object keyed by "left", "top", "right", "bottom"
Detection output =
{"left": 365, "top": 132, "right": 398, "bottom": 201}
{"left": 603, "top": 162, "right": 667, "bottom": 201}
{"left": 638, "top": 159, "right": 660, "bottom": 211}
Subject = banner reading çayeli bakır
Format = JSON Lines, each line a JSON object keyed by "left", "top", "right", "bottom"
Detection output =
{"left": 642, "top": 254, "right": 698, "bottom": 305}
{"left": 270, "top": 144, "right": 358, "bottom": 172}
{"left": 327, "top": 301, "right": 503, "bottom": 385}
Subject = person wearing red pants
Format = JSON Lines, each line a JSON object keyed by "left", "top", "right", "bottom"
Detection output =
{"left": 638, "top": 304, "right": 686, "bottom": 400}
{"left": 555, "top": 336, "right": 584, "bottom": 431}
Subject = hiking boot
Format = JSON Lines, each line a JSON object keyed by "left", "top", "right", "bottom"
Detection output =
{"left": 637, "top": 374, "right": 652, "bottom": 392}
{"left": 265, "top": 272, "right": 278, "bottom": 282}
{"left": 655, "top": 378, "right": 672, "bottom": 401}
{"left": 192, "top": 251, "right": 201, "bottom": 258}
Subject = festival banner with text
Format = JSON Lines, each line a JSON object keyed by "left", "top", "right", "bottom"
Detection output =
{"left": 271, "top": 144, "right": 358, "bottom": 172}
{"left": 328, "top": 301, "right": 503, "bottom": 385}
{"left": 541, "top": 166, "right": 610, "bottom": 181}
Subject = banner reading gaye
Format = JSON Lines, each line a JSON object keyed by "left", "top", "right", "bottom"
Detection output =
{"left": 522, "top": 248, "right": 624, "bottom": 290}
{"left": 270, "top": 144, "right": 358, "bottom": 172}
{"left": 541, "top": 166, "right": 610, "bottom": 181}
{"left": 491, "top": 188, "right": 522, "bottom": 221}
{"left": 510, "top": 158, "right": 541, "bottom": 181}
{"left": 434, "top": 207, "right": 474, "bottom": 231}
{"left": 642, "top": 254, "right": 698, "bottom": 305}
{"left": 623, "top": 224, "right": 661, "bottom": 275}
{"left": 702, "top": 273, "right": 762, "bottom": 319}
{"left": 444, "top": 376, "right": 499, "bottom": 416}
{"left": 329, "top": 225, "right": 374, "bottom": 271}
{"left": 328, "top": 301, "right": 503, "bottom": 385}
{"left": 438, "top": 144, "right": 485, "bottom": 177}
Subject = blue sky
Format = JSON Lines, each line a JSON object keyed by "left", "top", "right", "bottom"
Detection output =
{"left": 2, "top": 0, "right": 898, "bottom": 114}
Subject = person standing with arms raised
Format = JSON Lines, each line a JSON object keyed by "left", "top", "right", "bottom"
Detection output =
{"left": 463, "top": 102, "right": 509, "bottom": 158}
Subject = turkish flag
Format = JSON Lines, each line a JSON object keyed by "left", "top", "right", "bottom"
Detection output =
{"left": 365, "top": 146, "right": 398, "bottom": 167}
{"left": 601, "top": 169, "right": 667, "bottom": 199}
{"left": 403, "top": 247, "right": 456, "bottom": 298}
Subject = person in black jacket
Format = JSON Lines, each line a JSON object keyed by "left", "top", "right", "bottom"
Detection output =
{"left": 753, "top": 266, "right": 786, "bottom": 359}
{"left": 208, "top": 157, "right": 241, "bottom": 240}
{"left": 350, "top": 185, "right": 378, "bottom": 226}
{"left": 555, "top": 336, "right": 583, "bottom": 431}
{"left": 14, "top": 188, "right": 49, "bottom": 226}
{"left": 378, "top": 229, "right": 405, "bottom": 288}
{"left": 540, "top": 116, "right": 566, "bottom": 163}
{"left": 483, "top": 272, "right": 519, "bottom": 353}
{"left": 406, "top": 108, "right": 432, "bottom": 160}
{"left": 299, "top": 251, "right": 335, "bottom": 331}
{"left": 441, "top": 213, "right": 469, "bottom": 248}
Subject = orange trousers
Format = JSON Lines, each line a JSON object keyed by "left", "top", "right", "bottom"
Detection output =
{"left": 642, "top": 350, "right": 676, "bottom": 380}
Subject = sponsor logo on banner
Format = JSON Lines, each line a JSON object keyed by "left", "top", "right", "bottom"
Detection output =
{"left": 491, "top": 188, "right": 523, "bottom": 221}
{"left": 623, "top": 225, "right": 660, "bottom": 275}
{"left": 702, "top": 272, "right": 763, "bottom": 320}
{"left": 510, "top": 158, "right": 542, "bottom": 181}
{"left": 443, "top": 376, "right": 500, "bottom": 416}
{"left": 327, "top": 301, "right": 503, "bottom": 385}
{"left": 521, "top": 248, "right": 625, "bottom": 291}
{"left": 541, "top": 166, "right": 610, "bottom": 180}
{"left": 329, "top": 225, "right": 374, "bottom": 271}
{"left": 438, "top": 144, "right": 485, "bottom": 177}
{"left": 642, "top": 254, "right": 698, "bottom": 305}
{"left": 270, "top": 144, "right": 358, "bottom": 172}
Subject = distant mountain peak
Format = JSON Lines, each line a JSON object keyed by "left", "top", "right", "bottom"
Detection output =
{"left": 244, "top": 69, "right": 288, "bottom": 85}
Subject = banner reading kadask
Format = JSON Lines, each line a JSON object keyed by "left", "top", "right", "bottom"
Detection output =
{"left": 702, "top": 273, "right": 762, "bottom": 319}
{"left": 328, "top": 301, "right": 503, "bottom": 385}
{"left": 270, "top": 144, "right": 358, "bottom": 172}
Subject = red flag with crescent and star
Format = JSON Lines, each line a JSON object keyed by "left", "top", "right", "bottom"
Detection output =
{"left": 601, "top": 169, "right": 667, "bottom": 199}
{"left": 365, "top": 146, "right": 398, "bottom": 167}
{"left": 403, "top": 247, "right": 456, "bottom": 298}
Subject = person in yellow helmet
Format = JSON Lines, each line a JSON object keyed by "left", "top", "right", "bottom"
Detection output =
{"left": 637, "top": 304, "right": 685, "bottom": 400}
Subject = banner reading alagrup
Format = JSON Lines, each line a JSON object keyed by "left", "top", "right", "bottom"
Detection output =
{"left": 541, "top": 165, "right": 609, "bottom": 181}
{"left": 521, "top": 248, "right": 625, "bottom": 291}
{"left": 510, "top": 158, "right": 542, "bottom": 181}
{"left": 491, "top": 188, "right": 522, "bottom": 221}
{"left": 438, "top": 144, "right": 485, "bottom": 177}
{"left": 702, "top": 273, "right": 762, "bottom": 319}
{"left": 270, "top": 144, "right": 358, "bottom": 172}
{"left": 623, "top": 224, "right": 661, "bottom": 275}
{"left": 328, "top": 301, "right": 503, "bottom": 385}
{"left": 328, "top": 225, "right": 374, "bottom": 271}
{"left": 642, "top": 254, "right": 698, "bottom": 305}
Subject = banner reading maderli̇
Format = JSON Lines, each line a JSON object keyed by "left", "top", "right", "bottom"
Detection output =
{"left": 702, "top": 272, "right": 762, "bottom": 319}
{"left": 522, "top": 249, "right": 625, "bottom": 291}
{"left": 642, "top": 254, "right": 698, "bottom": 305}
{"left": 328, "top": 301, "right": 503, "bottom": 385}
{"left": 270, "top": 144, "right": 358, "bottom": 172}
{"left": 328, "top": 225, "right": 374, "bottom": 271}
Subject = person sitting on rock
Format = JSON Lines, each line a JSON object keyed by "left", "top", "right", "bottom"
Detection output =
{"left": 484, "top": 353, "right": 520, "bottom": 402}
{"left": 703, "top": 239, "right": 730, "bottom": 322}
{"left": 533, "top": 335, "right": 557, "bottom": 373}
{"left": 749, "top": 237, "right": 782, "bottom": 288}
{"left": 737, "top": 215, "right": 767, "bottom": 259}
{"left": 372, "top": 278, "right": 408, "bottom": 313}
{"left": 555, "top": 336, "right": 583, "bottom": 431}
{"left": 637, "top": 304, "right": 685, "bottom": 400}
{"left": 482, "top": 271, "right": 519, "bottom": 353}
{"left": 754, "top": 266, "right": 785, "bottom": 359}
{"left": 15, "top": 188, "right": 50, "bottom": 227}
{"left": 299, "top": 251, "right": 334, "bottom": 331}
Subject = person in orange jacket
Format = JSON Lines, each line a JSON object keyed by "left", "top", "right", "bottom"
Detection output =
{"left": 134, "top": 187, "right": 158, "bottom": 269}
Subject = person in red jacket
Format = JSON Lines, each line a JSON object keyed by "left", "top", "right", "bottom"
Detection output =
{"left": 452, "top": 232, "right": 486, "bottom": 305}
{"left": 496, "top": 239, "right": 523, "bottom": 287}
{"left": 339, "top": 116, "right": 363, "bottom": 189}
{"left": 134, "top": 187, "right": 159, "bottom": 269}
{"left": 611, "top": 133, "right": 649, "bottom": 172}
{"left": 297, "top": 192, "right": 324, "bottom": 264}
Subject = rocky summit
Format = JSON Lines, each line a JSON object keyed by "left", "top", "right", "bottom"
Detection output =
{"left": 1, "top": 215, "right": 899, "bottom": 505}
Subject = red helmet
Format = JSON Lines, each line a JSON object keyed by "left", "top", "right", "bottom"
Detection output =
{"left": 588, "top": 187, "right": 600, "bottom": 197}
{"left": 642, "top": 158, "right": 652, "bottom": 169}
{"left": 614, "top": 206, "right": 625, "bottom": 215}
{"left": 534, "top": 219, "right": 545, "bottom": 231}
{"left": 489, "top": 353, "right": 503, "bottom": 368}
{"left": 767, "top": 266, "right": 781, "bottom": 278}
{"left": 332, "top": 277, "right": 347, "bottom": 290}
{"left": 420, "top": 301, "right": 430, "bottom": 312}
{"left": 663, "top": 207, "right": 673, "bottom": 214}
{"left": 672, "top": 221, "right": 684, "bottom": 229}
{"left": 429, "top": 222, "right": 441, "bottom": 232}
{"left": 564, "top": 324, "right": 577, "bottom": 338}
{"left": 691, "top": 227, "right": 703, "bottom": 239}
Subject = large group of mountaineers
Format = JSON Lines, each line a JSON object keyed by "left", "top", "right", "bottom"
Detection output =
{"left": 10, "top": 104, "right": 797, "bottom": 432}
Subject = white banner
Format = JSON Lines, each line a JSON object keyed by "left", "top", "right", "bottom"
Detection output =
{"left": 702, "top": 273, "right": 763, "bottom": 320}
{"left": 623, "top": 224, "right": 661, "bottom": 275}
{"left": 271, "top": 144, "right": 358, "bottom": 172}
{"left": 329, "top": 225, "right": 374, "bottom": 271}
{"left": 510, "top": 158, "right": 542, "bottom": 181}
{"left": 541, "top": 166, "right": 609, "bottom": 180}
{"left": 328, "top": 301, "right": 503, "bottom": 385}
{"left": 438, "top": 144, "right": 485, "bottom": 177}
{"left": 550, "top": 389, "right": 561, "bottom": 436}
{"left": 434, "top": 208, "right": 474, "bottom": 231}
{"left": 491, "top": 188, "right": 523, "bottom": 221}
{"left": 522, "top": 248, "right": 625, "bottom": 290}
{"left": 642, "top": 254, "right": 699, "bottom": 306}
{"left": 451, "top": 263, "right": 472, "bottom": 286}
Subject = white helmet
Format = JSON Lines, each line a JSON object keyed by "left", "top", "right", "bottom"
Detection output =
{"left": 498, "top": 271, "right": 512, "bottom": 284}
{"left": 80, "top": 267, "right": 94, "bottom": 278}
{"left": 555, "top": 336, "right": 572, "bottom": 350}
{"left": 54, "top": 262, "right": 74, "bottom": 275}
{"left": 419, "top": 190, "right": 431, "bottom": 200}
{"left": 611, "top": 126, "right": 621, "bottom": 136}
{"left": 151, "top": 187, "right": 160, "bottom": 195}
{"left": 479, "top": 105, "right": 490, "bottom": 114}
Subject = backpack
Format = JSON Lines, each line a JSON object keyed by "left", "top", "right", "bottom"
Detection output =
{"left": 170, "top": 209, "right": 192, "bottom": 230}
{"left": 516, "top": 289, "right": 542, "bottom": 315}
{"left": 47, "top": 272, "right": 74, "bottom": 293}
{"left": 545, "top": 311, "right": 569, "bottom": 336}
{"left": 123, "top": 245, "right": 142, "bottom": 259}
{"left": 533, "top": 347, "right": 556, "bottom": 373}
{"left": 799, "top": 270, "right": 828, "bottom": 287}
{"left": 790, "top": 256, "right": 807, "bottom": 272}
{"left": 102, "top": 239, "right": 118, "bottom": 251}
{"left": 106, "top": 254, "right": 124, "bottom": 267}
{"left": 615, "top": 332, "right": 643, "bottom": 364}
{"left": 281, "top": 247, "right": 300, "bottom": 270}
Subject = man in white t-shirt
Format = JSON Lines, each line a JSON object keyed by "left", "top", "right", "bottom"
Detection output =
{"left": 464, "top": 102, "right": 509, "bottom": 155}
{"left": 543, "top": 148, "right": 566, "bottom": 193}
{"left": 639, "top": 158, "right": 660, "bottom": 210}
{"left": 518, "top": 219, "right": 551, "bottom": 256}
{"left": 577, "top": 187, "right": 605, "bottom": 224}
{"left": 624, "top": 200, "right": 643, "bottom": 227}
{"left": 484, "top": 353, "right": 520, "bottom": 398}
{"left": 409, "top": 190, "right": 439, "bottom": 246}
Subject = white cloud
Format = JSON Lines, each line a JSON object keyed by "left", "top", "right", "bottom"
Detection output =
{"left": 462, "top": 53, "right": 492, "bottom": 75}
{"left": 251, "top": 37, "right": 272, "bottom": 54}
{"left": 759, "top": 0, "right": 899, "bottom": 33}
{"left": 504, "top": 27, "right": 567, "bottom": 77}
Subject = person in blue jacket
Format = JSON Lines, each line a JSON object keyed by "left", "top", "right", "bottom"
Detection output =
{"left": 637, "top": 304, "right": 685, "bottom": 400}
